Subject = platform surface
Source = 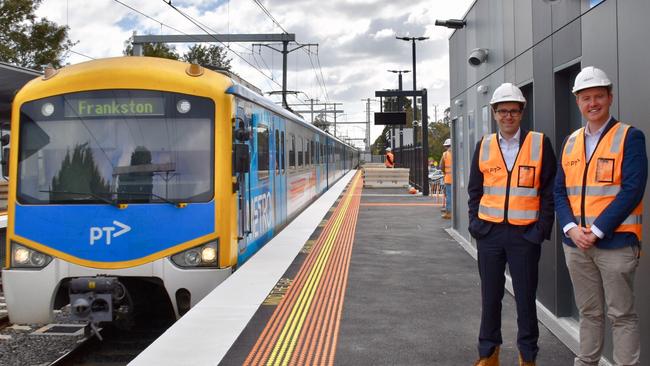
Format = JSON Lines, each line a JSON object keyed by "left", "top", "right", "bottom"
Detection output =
{"left": 134, "top": 171, "right": 576, "bottom": 365}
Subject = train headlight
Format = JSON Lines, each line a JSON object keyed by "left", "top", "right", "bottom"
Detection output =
{"left": 11, "top": 242, "right": 53, "bottom": 268}
{"left": 184, "top": 250, "right": 201, "bottom": 266}
{"left": 170, "top": 240, "right": 219, "bottom": 268}
{"left": 201, "top": 246, "right": 217, "bottom": 263}
{"left": 177, "top": 99, "right": 191, "bottom": 114}
{"left": 41, "top": 102, "right": 54, "bottom": 117}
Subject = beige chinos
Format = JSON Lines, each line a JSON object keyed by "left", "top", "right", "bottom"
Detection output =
{"left": 563, "top": 244, "right": 640, "bottom": 366}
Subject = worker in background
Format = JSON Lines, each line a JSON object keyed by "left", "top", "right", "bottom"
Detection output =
{"left": 385, "top": 147, "right": 394, "bottom": 168}
{"left": 439, "top": 138, "right": 453, "bottom": 219}
{"left": 468, "top": 83, "right": 557, "bottom": 366}
{"left": 555, "top": 66, "right": 646, "bottom": 366}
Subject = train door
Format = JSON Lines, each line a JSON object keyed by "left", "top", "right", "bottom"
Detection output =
{"left": 273, "top": 116, "right": 286, "bottom": 228}
{"left": 234, "top": 104, "right": 252, "bottom": 259}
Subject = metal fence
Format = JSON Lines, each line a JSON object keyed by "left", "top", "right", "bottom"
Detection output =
{"left": 394, "top": 144, "right": 426, "bottom": 192}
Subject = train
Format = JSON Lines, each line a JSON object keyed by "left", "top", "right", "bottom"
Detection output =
{"left": 2, "top": 56, "right": 358, "bottom": 325}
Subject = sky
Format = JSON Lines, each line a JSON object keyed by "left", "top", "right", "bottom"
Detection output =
{"left": 37, "top": 0, "right": 475, "bottom": 149}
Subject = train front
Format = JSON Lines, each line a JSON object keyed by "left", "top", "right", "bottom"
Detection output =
{"left": 2, "top": 58, "right": 236, "bottom": 325}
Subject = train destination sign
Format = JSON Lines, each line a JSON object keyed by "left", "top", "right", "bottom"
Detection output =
{"left": 374, "top": 112, "right": 407, "bottom": 125}
{"left": 64, "top": 97, "right": 165, "bottom": 117}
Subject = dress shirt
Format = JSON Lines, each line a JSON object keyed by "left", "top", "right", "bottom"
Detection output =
{"left": 562, "top": 118, "right": 611, "bottom": 239}
{"left": 498, "top": 128, "right": 521, "bottom": 171}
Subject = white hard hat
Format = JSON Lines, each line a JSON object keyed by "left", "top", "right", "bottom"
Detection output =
{"left": 443, "top": 138, "right": 451, "bottom": 147}
{"left": 386, "top": 147, "right": 392, "bottom": 151}
{"left": 490, "top": 83, "right": 526, "bottom": 107}
{"left": 572, "top": 66, "right": 612, "bottom": 94}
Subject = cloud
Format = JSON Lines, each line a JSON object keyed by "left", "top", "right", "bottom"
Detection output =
{"left": 37, "top": 0, "right": 473, "bottom": 142}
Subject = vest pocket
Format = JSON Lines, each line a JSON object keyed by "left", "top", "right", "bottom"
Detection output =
{"left": 595, "top": 158, "right": 615, "bottom": 183}
{"left": 517, "top": 165, "right": 535, "bottom": 188}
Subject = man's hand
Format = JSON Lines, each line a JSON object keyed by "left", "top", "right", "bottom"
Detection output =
{"left": 568, "top": 226, "right": 596, "bottom": 250}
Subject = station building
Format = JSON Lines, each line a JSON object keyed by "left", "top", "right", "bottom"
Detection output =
{"left": 446, "top": 0, "right": 650, "bottom": 362}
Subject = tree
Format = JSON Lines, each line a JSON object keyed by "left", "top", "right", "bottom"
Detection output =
{"left": 0, "top": 0, "right": 75, "bottom": 70}
{"left": 182, "top": 44, "right": 231, "bottom": 71}
{"left": 371, "top": 126, "right": 391, "bottom": 155}
{"left": 123, "top": 34, "right": 179, "bottom": 60}
{"left": 428, "top": 121, "right": 451, "bottom": 163}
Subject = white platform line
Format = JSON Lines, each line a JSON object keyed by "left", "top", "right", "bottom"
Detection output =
{"left": 130, "top": 171, "right": 356, "bottom": 366}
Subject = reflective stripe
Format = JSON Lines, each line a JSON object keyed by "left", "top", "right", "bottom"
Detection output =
{"left": 530, "top": 132, "right": 542, "bottom": 161}
{"left": 479, "top": 204, "right": 503, "bottom": 218}
{"left": 564, "top": 131, "right": 579, "bottom": 155}
{"left": 566, "top": 185, "right": 620, "bottom": 196}
{"left": 480, "top": 205, "right": 539, "bottom": 220}
{"left": 483, "top": 186, "right": 507, "bottom": 195}
{"left": 508, "top": 209, "right": 539, "bottom": 220}
{"left": 566, "top": 186, "right": 582, "bottom": 196}
{"left": 622, "top": 215, "right": 643, "bottom": 225}
{"left": 481, "top": 135, "right": 493, "bottom": 162}
{"left": 483, "top": 186, "right": 538, "bottom": 197}
{"left": 577, "top": 214, "right": 641, "bottom": 226}
{"left": 610, "top": 123, "right": 628, "bottom": 154}
{"left": 510, "top": 187, "right": 539, "bottom": 197}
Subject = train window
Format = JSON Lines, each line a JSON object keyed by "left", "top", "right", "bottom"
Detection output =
{"left": 289, "top": 134, "right": 296, "bottom": 168}
{"left": 298, "top": 137, "right": 304, "bottom": 167}
{"left": 315, "top": 141, "right": 319, "bottom": 164}
{"left": 275, "top": 129, "right": 280, "bottom": 175}
{"left": 281, "top": 131, "right": 285, "bottom": 173}
{"left": 306, "top": 139, "right": 311, "bottom": 166}
{"left": 257, "top": 123, "right": 269, "bottom": 180}
{"left": 311, "top": 140, "right": 315, "bottom": 165}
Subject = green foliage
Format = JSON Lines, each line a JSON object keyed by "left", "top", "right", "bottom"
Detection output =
{"left": 182, "top": 44, "right": 231, "bottom": 71}
{"left": 371, "top": 126, "right": 391, "bottom": 155}
{"left": 50, "top": 143, "right": 109, "bottom": 201}
{"left": 313, "top": 114, "right": 329, "bottom": 133}
{"left": 428, "top": 121, "right": 450, "bottom": 163}
{"left": 123, "top": 35, "right": 179, "bottom": 60}
{"left": 0, "top": 0, "right": 75, "bottom": 70}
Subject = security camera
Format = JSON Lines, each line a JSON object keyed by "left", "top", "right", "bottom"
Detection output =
{"left": 468, "top": 48, "right": 488, "bottom": 66}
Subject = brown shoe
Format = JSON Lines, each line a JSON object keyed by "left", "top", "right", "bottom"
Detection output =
{"left": 442, "top": 213, "right": 452, "bottom": 219}
{"left": 473, "top": 346, "right": 499, "bottom": 366}
{"left": 518, "top": 353, "right": 535, "bottom": 366}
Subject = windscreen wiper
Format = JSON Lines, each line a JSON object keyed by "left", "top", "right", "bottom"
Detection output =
{"left": 106, "top": 190, "right": 182, "bottom": 207}
{"left": 40, "top": 190, "right": 118, "bottom": 207}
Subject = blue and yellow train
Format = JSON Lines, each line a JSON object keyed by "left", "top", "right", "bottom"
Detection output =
{"left": 2, "top": 57, "right": 358, "bottom": 324}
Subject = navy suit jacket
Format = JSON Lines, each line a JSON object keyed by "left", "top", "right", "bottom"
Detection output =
{"left": 554, "top": 118, "right": 647, "bottom": 248}
{"left": 467, "top": 130, "right": 557, "bottom": 244}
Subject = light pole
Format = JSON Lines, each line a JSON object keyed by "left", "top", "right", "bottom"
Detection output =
{"left": 387, "top": 69, "right": 409, "bottom": 165}
{"left": 397, "top": 35, "right": 428, "bottom": 194}
{"left": 396, "top": 36, "right": 428, "bottom": 143}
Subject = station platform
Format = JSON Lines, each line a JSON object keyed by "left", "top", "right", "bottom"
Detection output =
{"left": 132, "top": 170, "right": 576, "bottom": 365}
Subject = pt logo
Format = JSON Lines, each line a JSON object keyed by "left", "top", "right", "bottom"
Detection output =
{"left": 488, "top": 166, "right": 502, "bottom": 173}
{"left": 90, "top": 221, "right": 131, "bottom": 245}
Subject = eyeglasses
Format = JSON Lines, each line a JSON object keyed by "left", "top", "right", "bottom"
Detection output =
{"left": 495, "top": 109, "right": 522, "bottom": 117}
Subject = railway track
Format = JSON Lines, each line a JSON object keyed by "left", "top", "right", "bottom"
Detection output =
{"left": 51, "top": 318, "right": 173, "bottom": 366}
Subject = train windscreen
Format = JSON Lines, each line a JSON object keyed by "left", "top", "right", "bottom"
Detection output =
{"left": 17, "top": 90, "right": 215, "bottom": 205}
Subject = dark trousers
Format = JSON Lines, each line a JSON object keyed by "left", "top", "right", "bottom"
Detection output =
{"left": 477, "top": 223, "right": 541, "bottom": 362}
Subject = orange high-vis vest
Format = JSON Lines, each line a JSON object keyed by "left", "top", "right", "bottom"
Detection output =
{"left": 443, "top": 150, "right": 453, "bottom": 184}
{"left": 478, "top": 132, "right": 544, "bottom": 225}
{"left": 385, "top": 152, "right": 394, "bottom": 168}
{"left": 561, "top": 122, "right": 643, "bottom": 240}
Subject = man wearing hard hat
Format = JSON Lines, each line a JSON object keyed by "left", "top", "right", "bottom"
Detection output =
{"left": 468, "top": 83, "right": 557, "bottom": 366}
{"left": 384, "top": 147, "right": 394, "bottom": 168}
{"left": 555, "top": 67, "right": 647, "bottom": 366}
{"left": 439, "top": 138, "right": 453, "bottom": 219}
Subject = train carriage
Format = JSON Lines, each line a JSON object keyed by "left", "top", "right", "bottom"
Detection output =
{"left": 2, "top": 57, "right": 358, "bottom": 325}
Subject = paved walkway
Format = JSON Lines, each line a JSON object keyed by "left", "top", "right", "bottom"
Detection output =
{"left": 220, "top": 183, "right": 575, "bottom": 365}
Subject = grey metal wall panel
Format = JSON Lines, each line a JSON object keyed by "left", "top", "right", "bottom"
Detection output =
{"left": 617, "top": 0, "right": 650, "bottom": 354}
{"left": 450, "top": 33, "right": 461, "bottom": 98}
{"left": 551, "top": 0, "right": 581, "bottom": 32}
{"left": 504, "top": 62, "right": 516, "bottom": 85}
{"left": 486, "top": 0, "right": 505, "bottom": 77}
{"left": 532, "top": 0, "right": 552, "bottom": 44}
{"left": 532, "top": 37, "right": 557, "bottom": 310}
{"left": 514, "top": 0, "right": 533, "bottom": 54}
{"left": 581, "top": 0, "right": 619, "bottom": 115}
{"left": 552, "top": 19, "right": 581, "bottom": 68}
{"left": 515, "top": 49, "right": 533, "bottom": 84}
{"left": 502, "top": 0, "right": 516, "bottom": 61}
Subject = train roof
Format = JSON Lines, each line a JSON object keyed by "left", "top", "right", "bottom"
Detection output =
{"left": 225, "top": 84, "right": 356, "bottom": 150}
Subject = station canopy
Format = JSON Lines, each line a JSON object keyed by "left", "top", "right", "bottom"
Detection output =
{"left": 0, "top": 62, "right": 40, "bottom": 124}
